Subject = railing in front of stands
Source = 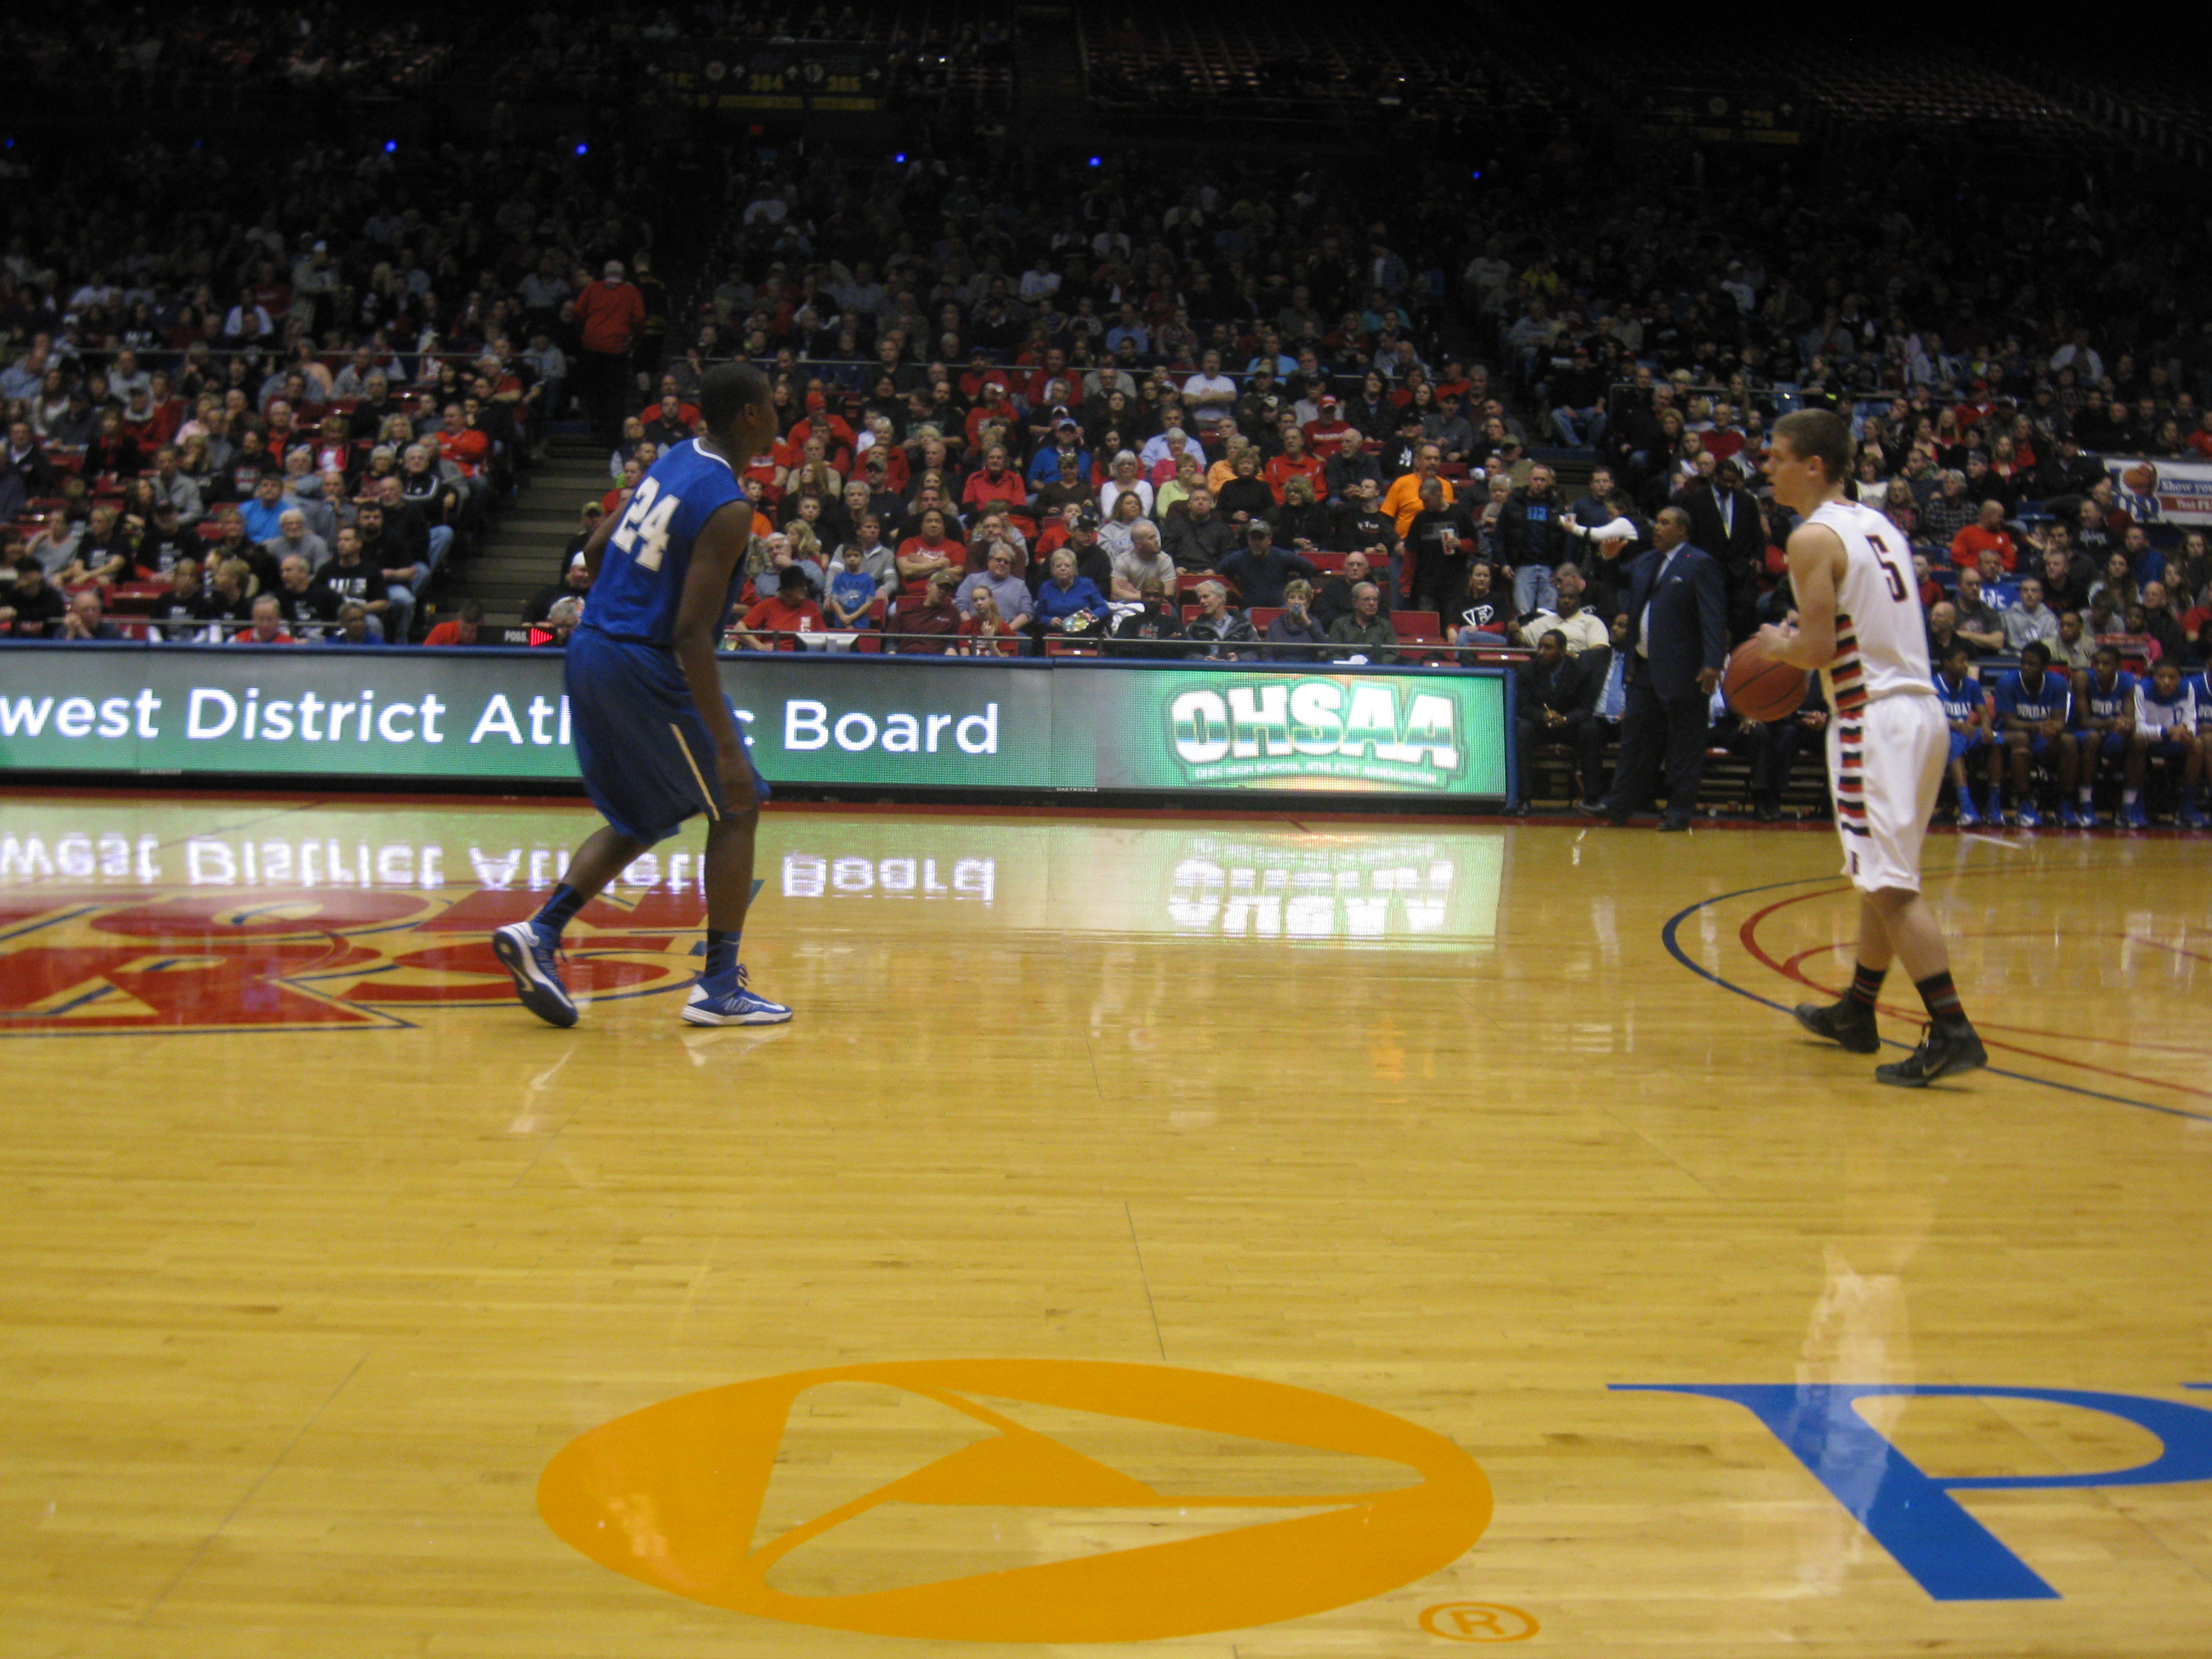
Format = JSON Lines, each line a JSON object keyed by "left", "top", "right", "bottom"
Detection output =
{"left": 18, "top": 619, "right": 1537, "bottom": 667}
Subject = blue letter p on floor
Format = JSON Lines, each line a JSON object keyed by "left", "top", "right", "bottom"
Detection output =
{"left": 1614, "top": 1384, "right": 2212, "bottom": 1600}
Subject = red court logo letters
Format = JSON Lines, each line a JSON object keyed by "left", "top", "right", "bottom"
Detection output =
{"left": 0, "top": 888, "right": 703, "bottom": 1034}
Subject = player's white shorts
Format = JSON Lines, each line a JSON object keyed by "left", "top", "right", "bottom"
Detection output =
{"left": 1828, "top": 691, "right": 1945, "bottom": 893}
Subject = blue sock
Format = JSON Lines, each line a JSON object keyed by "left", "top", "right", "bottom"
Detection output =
{"left": 703, "top": 928, "right": 742, "bottom": 984}
{"left": 532, "top": 883, "right": 586, "bottom": 939}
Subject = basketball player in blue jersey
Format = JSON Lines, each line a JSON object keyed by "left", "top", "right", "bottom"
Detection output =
{"left": 1754, "top": 409, "right": 1985, "bottom": 1086}
{"left": 491, "top": 363, "right": 793, "bottom": 1027}
{"left": 1988, "top": 642, "right": 2074, "bottom": 828}
{"left": 2127, "top": 658, "right": 2205, "bottom": 828}
{"left": 1932, "top": 643, "right": 1992, "bottom": 827}
{"left": 2065, "top": 645, "right": 2136, "bottom": 826}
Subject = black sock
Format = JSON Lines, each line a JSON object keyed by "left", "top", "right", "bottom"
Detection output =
{"left": 1845, "top": 962, "right": 1886, "bottom": 1013}
{"left": 532, "top": 882, "right": 586, "bottom": 938}
{"left": 1915, "top": 970, "right": 1966, "bottom": 1027}
{"left": 703, "top": 928, "right": 742, "bottom": 983}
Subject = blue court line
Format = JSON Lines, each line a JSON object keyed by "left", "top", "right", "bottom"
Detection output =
{"left": 1658, "top": 877, "right": 2212, "bottom": 1124}
{"left": 0, "top": 905, "right": 101, "bottom": 947}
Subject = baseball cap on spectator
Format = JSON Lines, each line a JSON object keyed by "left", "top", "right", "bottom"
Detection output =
{"left": 805, "top": 391, "right": 827, "bottom": 411}
{"left": 1073, "top": 510, "right": 1099, "bottom": 531}
{"left": 1318, "top": 394, "right": 1339, "bottom": 409}
{"left": 569, "top": 551, "right": 589, "bottom": 572}
{"left": 1245, "top": 521, "right": 1272, "bottom": 538}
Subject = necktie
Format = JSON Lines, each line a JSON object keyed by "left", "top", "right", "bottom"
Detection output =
{"left": 1601, "top": 656, "right": 1626, "bottom": 719}
{"left": 1638, "top": 550, "right": 1678, "bottom": 657}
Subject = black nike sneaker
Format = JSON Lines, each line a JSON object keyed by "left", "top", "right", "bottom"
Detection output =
{"left": 1792, "top": 999, "right": 1880, "bottom": 1054}
{"left": 1874, "top": 1022, "right": 1989, "bottom": 1088}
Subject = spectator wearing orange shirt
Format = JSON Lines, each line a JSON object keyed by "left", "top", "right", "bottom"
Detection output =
{"left": 573, "top": 260, "right": 646, "bottom": 447}
{"left": 1380, "top": 442, "right": 1455, "bottom": 537}
{"left": 1950, "top": 500, "right": 2017, "bottom": 574}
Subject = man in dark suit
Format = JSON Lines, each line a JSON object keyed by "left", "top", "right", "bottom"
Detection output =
{"left": 1581, "top": 505, "right": 1728, "bottom": 831}
{"left": 1513, "top": 628, "right": 1600, "bottom": 813}
{"left": 1685, "top": 458, "right": 1768, "bottom": 640}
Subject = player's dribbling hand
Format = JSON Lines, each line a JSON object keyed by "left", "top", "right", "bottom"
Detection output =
{"left": 1752, "top": 622, "right": 1795, "bottom": 660}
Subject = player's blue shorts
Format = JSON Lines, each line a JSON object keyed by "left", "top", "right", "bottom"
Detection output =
{"left": 2088, "top": 729, "right": 2129, "bottom": 763}
{"left": 1948, "top": 732, "right": 1988, "bottom": 764}
{"left": 566, "top": 626, "right": 771, "bottom": 845}
{"left": 2012, "top": 732, "right": 2058, "bottom": 762}
{"left": 2147, "top": 736, "right": 2194, "bottom": 764}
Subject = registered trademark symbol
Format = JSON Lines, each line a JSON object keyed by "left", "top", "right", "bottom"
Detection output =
{"left": 1420, "top": 1601, "right": 1540, "bottom": 1641}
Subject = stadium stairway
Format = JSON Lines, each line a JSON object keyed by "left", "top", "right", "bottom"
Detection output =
{"left": 433, "top": 435, "right": 606, "bottom": 628}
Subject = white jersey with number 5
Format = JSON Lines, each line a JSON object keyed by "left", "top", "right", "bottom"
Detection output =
{"left": 1810, "top": 498, "right": 1934, "bottom": 714}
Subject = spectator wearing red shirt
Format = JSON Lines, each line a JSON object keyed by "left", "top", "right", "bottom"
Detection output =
{"left": 435, "top": 403, "right": 491, "bottom": 478}
{"left": 964, "top": 382, "right": 1016, "bottom": 453}
{"left": 789, "top": 393, "right": 857, "bottom": 454}
{"left": 240, "top": 593, "right": 297, "bottom": 645}
{"left": 894, "top": 508, "right": 962, "bottom": 602}
{"left": 423, "top": 599, "right": 486, "bottom": 646}
{"left": 961, "top": 446, "right": 1028, "bottom": 518}
{"left": 886, "top": 568, "right": 964, "bottom": 653}
{"left": 573, "top": 260, "right": 646, "bottom": 447}
{"left": 734, "top": 568, "right": 825, "bottom": 651}
{"left": 1950, "top": 500, "right": 2018, "bottom": 574}
{"left": 1262, "top": 428, "right": 1327, "bottom": 504}
{"left": 1302, "top": 395, "right": 1355, "bottom": 451}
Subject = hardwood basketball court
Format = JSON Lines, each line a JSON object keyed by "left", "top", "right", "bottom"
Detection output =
{"left": 3, "top": 791, "right": 2207, "bottom": 1657}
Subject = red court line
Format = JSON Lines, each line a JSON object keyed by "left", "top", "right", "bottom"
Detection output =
{"left": 1739, "top": 890, "right": 2212, "bottom": 1100}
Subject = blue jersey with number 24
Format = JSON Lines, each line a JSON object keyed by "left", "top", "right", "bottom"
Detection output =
{"left": 580, "top": 438, "right": 748, "bottom": 648}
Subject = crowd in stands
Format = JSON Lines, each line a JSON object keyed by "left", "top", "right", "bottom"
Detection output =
{"left": 3, "top": 9, "right": 2210, "bottom": 817}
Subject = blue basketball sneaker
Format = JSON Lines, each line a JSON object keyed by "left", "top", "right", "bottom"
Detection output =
{"left": 681, "top": 964, "right": 792, "bottom": 1026}
{"left": 491, "top": 921, "right": 578, "bottom": 1028}
{"left": 2121, "top": 799, "right": 2150, "bottom": 829}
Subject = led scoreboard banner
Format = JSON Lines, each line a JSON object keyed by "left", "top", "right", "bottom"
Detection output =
{"left": 660, "top": 41, "right": 891, "bottom": 115}
{"left": 0, "top": 644, "right": 1513, "bottom": 808}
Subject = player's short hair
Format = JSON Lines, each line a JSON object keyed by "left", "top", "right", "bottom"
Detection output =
{"left": 1773, "top": 409, "right": 1852, "bottom": 483}
{"left": 699, "top": 363, "right": 769, "bottom": 438}
{"left": 2020, "top": 640, "right": 2051, "bottom": 668}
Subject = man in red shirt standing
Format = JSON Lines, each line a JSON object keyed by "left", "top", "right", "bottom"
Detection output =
{"left": 574, "top": 260, "right": 646, "bottom": 449}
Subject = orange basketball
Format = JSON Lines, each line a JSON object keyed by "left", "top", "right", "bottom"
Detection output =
{"left": 2121, "top": 463, "right": 2157, "bottom": 494}
{"left": 1723, "top": 638, "right": 1810, "bottom": 723}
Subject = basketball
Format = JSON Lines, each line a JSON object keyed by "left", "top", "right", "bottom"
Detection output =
{"left": 1724, "top": 638, "right": 1811, "bottom": 722}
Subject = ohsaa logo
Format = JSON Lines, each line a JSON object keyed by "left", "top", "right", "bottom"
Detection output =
{"left": 1168, "top": 676, "right": 1463, "bottom": 791}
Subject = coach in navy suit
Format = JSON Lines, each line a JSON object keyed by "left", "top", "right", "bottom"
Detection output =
{"left": 1586, "top": 504, "right": 1729, "bottom": 830}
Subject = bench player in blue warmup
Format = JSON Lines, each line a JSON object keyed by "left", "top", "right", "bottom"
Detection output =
{"left": 491, "top": 363, "right": 793, "bottom": 1027}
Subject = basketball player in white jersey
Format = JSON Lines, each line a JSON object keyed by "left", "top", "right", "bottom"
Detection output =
{"left": 1754, "top": 409, "right": 1987, "bottom": 1085}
